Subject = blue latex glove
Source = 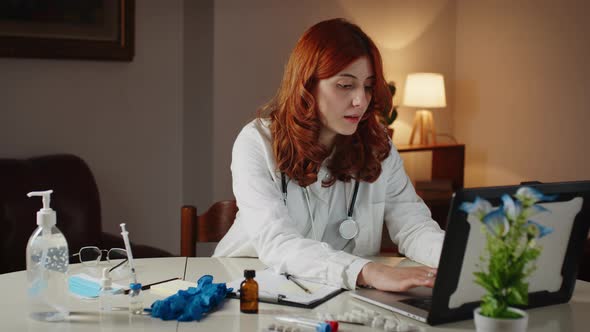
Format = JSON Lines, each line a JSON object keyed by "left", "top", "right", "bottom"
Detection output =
{"left": 149, "top": 275, "right": 232, "bottom": 321}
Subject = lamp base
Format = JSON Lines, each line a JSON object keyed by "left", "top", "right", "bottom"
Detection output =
{"left": 409, "top": 110, "right": 437, "bottom": 145}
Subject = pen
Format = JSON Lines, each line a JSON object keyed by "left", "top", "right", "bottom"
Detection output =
{"left": 123, "top": 277, "right": 181, "bottom": 294}
{"left": 259, "top": 293, "right": 287, "bottom": 304}
{"left": 282, "top": 273, "right": 312, "bottom": 294}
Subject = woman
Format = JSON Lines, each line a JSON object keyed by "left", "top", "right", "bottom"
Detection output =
{"left": 214, "top": 18, "right": 444, "bottom": 292}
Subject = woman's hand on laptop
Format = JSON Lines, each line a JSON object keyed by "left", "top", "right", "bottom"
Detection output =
{"left": 357, "top": 262, "right": 437, "bottom": 292}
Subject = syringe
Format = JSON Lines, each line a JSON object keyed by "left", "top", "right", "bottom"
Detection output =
{"left": 119, "top": 223, "right": 138, "bottom": 284}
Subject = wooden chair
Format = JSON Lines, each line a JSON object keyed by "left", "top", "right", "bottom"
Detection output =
{"left": 180, "top": 200, "right": 238, "bottom": 257}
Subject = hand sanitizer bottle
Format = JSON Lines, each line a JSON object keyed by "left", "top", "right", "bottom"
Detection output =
{"left": 26, "top": 190, "right": 69, "bottom": 321}
{"left": 99, "top": 268, "right": 115, "bottom": 312}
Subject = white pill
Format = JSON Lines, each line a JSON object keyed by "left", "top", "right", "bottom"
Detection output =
{"left": 396, "top": 321, "right": 410, "bottom": 332}
{"left": 352, "top": 308, "right": 364, "bottom": 315}
{"left": 384, "top": 322, "right": 398, "bottom": 332}
{"left": 371, "top": 316, "right": 385, "bottom": 329}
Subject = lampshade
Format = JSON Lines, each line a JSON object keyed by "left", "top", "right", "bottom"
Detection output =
{"left": 402, "top": 73, "right": 446, "bottom": 108}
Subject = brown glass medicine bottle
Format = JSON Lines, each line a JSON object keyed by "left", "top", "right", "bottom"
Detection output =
{"left": 240, "top": 269, "right": 258, "bottom": 314}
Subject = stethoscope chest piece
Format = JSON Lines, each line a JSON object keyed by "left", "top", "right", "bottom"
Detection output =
{"left": 282, "top": 173, "right": 361, "bottom": 242}
{"left": 339, "top": 218, "right": 359, "bottom": 240}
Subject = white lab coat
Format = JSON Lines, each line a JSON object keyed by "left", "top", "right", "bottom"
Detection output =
{"left": 213, "top": 119, "right": 444, "bottom": 289}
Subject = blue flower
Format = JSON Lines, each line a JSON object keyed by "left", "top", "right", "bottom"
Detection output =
{"left": 526, "top": 220, "right": 553, "bottom": 238}
{"left": 501, "top": 194, "right": 521, "bottom": 220}
{"left": 460, "top": 196, "right": 493, "bottom": 219}
{"left": 515, "top": 187, "right": 558, "bottom": 206}
{"left": 524, "top": 203, "right": 550, "bottom": 219}
{"left": 482, "top": 208, "right": 510, "bottom": 237}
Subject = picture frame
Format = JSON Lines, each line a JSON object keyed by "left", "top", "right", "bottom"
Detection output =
{"left": 0, "top": 0, "right": 134, "bottom": 61}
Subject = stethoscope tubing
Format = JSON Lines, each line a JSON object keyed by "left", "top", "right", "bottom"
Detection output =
{"left": 281, "top": 173, "right": 360, "bottom": 241}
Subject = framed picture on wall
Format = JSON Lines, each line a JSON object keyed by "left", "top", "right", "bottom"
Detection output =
{"left": 0, "top": 0, "right": 134, "bottom": 61}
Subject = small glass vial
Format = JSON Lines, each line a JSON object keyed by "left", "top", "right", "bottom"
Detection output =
{"left": 128, "top": 282, "right": 144, "bottom": 315}
{"left": 99, "top": 268, "right": 115, "bottom": 312}
{"left": 240, "top": 269, "right": 258, "bottom": 314}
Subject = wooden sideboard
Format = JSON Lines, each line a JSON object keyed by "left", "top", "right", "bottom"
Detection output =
{"left": 396, "top": 143, "right": 465, "bottom": 191}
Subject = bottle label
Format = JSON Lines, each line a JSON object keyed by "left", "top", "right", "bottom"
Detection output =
{"left": 30, "top": 246, "right": 69, "bottom": 273}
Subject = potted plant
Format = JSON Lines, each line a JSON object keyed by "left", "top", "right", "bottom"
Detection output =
{"left": 383, "top": 81, "right": 398, "bottom": 138}
{"left": 460, "top": 187, "right": 557, "bottom": 332}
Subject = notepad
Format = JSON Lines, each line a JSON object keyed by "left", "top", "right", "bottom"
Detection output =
{"left": 149, "top": 279, "right": 196, "bottom": 297}
{"left": 226, "top": 269, "right": 344, "bottom": 308}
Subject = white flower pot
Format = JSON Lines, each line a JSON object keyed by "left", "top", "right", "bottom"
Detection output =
{"left": 473, "top": 307, "right": 528, "bottom": 332}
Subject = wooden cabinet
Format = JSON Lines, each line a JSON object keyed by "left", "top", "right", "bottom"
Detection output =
{"left": 396, "top": 143, "right": 465, "bottom": 190}
{"left": 380, "top": 143, "right": 465, "bottom": 254}
{"left": 397, "top": 143, "right": 465, "bottom": 228}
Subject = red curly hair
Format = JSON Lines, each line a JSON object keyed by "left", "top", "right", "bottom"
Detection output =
{"left": 260, "top": 18, "right": 392, "bottom": 187}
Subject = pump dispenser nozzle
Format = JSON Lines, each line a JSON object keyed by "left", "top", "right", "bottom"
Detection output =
{"left": 27, "top": 190, "right": 56, "bottom": 228}
{"left": 27, "top": 190, "right": 53, "bottom": 209}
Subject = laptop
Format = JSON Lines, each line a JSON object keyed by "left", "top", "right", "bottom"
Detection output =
{"left": 351, "top": 180, "right": 590, "bottom": 325}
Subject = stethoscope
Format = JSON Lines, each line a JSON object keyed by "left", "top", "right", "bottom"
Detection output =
{"left": 281, "top": 173, "right": 360, "bottom": 241}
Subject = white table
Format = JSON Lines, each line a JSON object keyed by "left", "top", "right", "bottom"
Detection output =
{"left": 1, "top": 256, "right": 589, "bottom": 331}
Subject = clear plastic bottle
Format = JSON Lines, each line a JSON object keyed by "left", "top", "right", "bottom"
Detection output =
{"left": 128, "top": 283, "right": 144, "bottom": 315}
{"left": 240, "top": 269, "right": 258, "bottom": 314}
{"left": 26, "top": 190, "right": 69, "bottom": 321}
{"left": 99, "top": 268, "right": 115, "bottom": 312}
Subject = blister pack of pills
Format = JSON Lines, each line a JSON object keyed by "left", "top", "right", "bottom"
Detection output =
{"left": 316, "top": 307, "right": 422, "bottom": 332}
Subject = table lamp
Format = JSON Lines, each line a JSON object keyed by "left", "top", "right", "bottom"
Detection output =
{"left": 402, "top": 73, "right": 447, "bottom": 145}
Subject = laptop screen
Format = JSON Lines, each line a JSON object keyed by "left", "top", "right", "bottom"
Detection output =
{"left": 429, "top": 180, "right": 590, "bottom": 324}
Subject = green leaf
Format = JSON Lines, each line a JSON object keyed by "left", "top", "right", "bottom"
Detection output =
{"left": 497, "top": 308, "right": 523, "bottom": 319}
{"left": 507, "top": 287, "right": 525, "bottom": 305}
{"left": 480, "top": 294, "right": 500, "bottom": 317}
{"left": 474, "top": 272, "right": 496, "bottom": 293}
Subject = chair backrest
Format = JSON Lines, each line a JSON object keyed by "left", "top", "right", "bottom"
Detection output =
{"left": 0, "top": 154, "right": 103, "bottom": 273}
{"left": 180, "top": 200, "right": 238, "bottom": 257}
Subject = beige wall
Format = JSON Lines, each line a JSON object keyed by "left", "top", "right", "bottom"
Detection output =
{"left": 212, "top": 0, "right": 457, "bottom": 200}
{"left": 2, "top": 0, "right": 587, "bottom": 256}
{"left": 455, "top": 0, "right": 590, "bottom": 187}
{"left": 0, "top": 0, "right": 187, "bottom": 255}
{"left": 183, "top": 1, "right": 214, "bottom": 211}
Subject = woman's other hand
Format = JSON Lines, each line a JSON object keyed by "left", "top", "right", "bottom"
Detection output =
{"left": 357, "top": 262, "right": 437, "bottom": 292}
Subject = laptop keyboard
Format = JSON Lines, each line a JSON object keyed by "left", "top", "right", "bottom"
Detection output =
{"left": 400, "top": 297, "right": 433, "bottom": 311}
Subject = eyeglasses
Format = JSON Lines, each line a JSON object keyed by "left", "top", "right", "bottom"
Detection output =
{"left": 72, "top": 246, "right": 130, "bottom": 277}
{"left": 72, "top": 247, "right": 131, "bottom": 281}
{"left": 73, "top": 246, "right": 128, "bottom": 266}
